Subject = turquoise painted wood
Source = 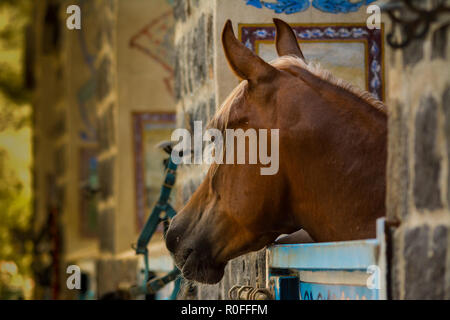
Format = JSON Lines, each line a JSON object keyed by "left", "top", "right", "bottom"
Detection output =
{"left": 267, "top": 218, "right": 387, "bottom": 300}
{"left": 269, "top": 238, "right": 379, "bottom": 271}
{"left": 301, "top": 283, "right": 379, "bottom": 300}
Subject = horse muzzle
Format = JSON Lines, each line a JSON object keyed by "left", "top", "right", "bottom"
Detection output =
{"left": 165, "top": 218, "right": 225, "bottom": 284}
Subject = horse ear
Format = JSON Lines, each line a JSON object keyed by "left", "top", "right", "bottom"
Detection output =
{"left": 274, "top": 18, "right": 305, "bottom": 61}
{"left": 222, "top": 20, "right": 278, "bottom": 83}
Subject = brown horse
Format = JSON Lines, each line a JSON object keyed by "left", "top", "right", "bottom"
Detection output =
{"left": 166, "top": 19, "right": 387, "bottom": 284}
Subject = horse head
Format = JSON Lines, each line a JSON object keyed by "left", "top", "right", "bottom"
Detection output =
{"left": 166, "top": 19, "right": 387, "bottom": 284}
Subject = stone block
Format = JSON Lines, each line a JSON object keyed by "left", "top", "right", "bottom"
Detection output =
{"left": 414, "top": 95, "right": 442, "bottom": 210}
{"left": 96, "top": 56, "right": 113, "bottom": 101}
{"left": 390, "top": 228, "right": 403, "bottom": 299}
{"left": 97, "top": 105, "right": 115, "bottom": 152}
{"left": 404, "top": 225, "right": 448, "bottom": 299}
{"left": 98, "top": 157, "right": 115, "bottom": 200}
{"left": 403, "top": 38, "right": 424, "bottom": 68}
{"left": 443, "top": 85, "right": 450, "bottom": 206}
{"left": 387, "top": 101, "right": 410, "bottom": 219}
{"left": 432, "top": 24, "right": 448, "bottom": 60}
{"left": 208, "top": 95, "right": 216, "bottom": 119}
{"left": 99, "top": 208, "right": 115, "bottom": 253}
{"left": 54, "top": 145, "right": 66, "bottom": 177}
{"left": 193, "top": 15, "right": 207, "bottom": 86}
{"left": 173, "top": 0, "right": 189, "bottom": 22}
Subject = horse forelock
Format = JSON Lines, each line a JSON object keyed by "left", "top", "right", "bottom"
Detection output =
{"left": 208, "top": 79, "right": 247, "bottom": 133}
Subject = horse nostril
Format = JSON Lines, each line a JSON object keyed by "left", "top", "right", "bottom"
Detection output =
{"left": 182, "top": 248, "right": 193, "bottom": 262}
{"left": 165, "top": 227, "right": 181, "bottom": 253}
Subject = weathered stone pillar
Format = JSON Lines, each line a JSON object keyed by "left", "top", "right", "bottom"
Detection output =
{"left": 386, "top": 8, "right": 450, "bottom": 299}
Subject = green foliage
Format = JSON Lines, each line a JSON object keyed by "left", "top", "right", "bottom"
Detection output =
{"left": 0, "top": 148, "right": 31, "bottom": 252}
{"left": 0, "top": 0, "right": 32, "bottom": 129}
{"left": 0, "top": 64, "right": 30, "bottom": 105}
{"left": 0, "top": 145, "right": 33, "bottom": 299}
{"left": 0, "top": 0, "right": 33, "bottom": 299}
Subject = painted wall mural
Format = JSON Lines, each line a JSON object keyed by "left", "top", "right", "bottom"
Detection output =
{"left": 129, "top": 10, "right": 175, "bottom": 96}
{"left": 244, "top": 0, "right": 377, "bottom": 14}
{"left": 133, "top": 112, "right": 176, "bottom": 229}
{"left": 239, "top": 23, "right": 384, "bottom": 101}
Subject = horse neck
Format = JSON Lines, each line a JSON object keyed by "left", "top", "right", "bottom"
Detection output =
{"left": 292, "top": 66, "right": 387, "bottom": 153}
{"left": 283, "top": 70, "right": 387, "bottom": 241}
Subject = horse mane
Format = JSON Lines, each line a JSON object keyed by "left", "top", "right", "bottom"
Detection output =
{"left": 210, "top": 55, "right": 386, "bottom": 133}
{"left": 272, "top": 55, "right": 386, "bottom": 113}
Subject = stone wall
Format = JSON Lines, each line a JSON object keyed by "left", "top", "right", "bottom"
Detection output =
{"left": 172, "top": 0, "right": 385, "bottom": 300}
{"left": 90, "top": 0, "right": 121, "bottom": 297}
{"left": 172, "top": 0, "right": 268, "bottom": 299}
{"left": 173, "top": 0, "right": 216, "bottom": 205}
{"left": 386, "top": 9, "right": 450, "bottom": 299}
{"left": 172, "top": 0, "right": 220, "bottom": 299}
